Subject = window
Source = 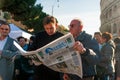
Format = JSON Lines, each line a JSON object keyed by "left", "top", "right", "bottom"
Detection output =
{"left": 113, "top": 23, "right": 117, "bottom": 33}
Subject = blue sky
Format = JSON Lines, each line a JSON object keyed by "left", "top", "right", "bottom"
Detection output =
{"left": 36, "top": 0, "right": 100, "bottom": 35}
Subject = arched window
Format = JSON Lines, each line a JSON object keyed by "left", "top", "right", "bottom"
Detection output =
{"left": 109, "top": 9, "right": 112, "bottom": 17}
{"left": 113, "top": 5, "right": 117, "bottom": 12}
{"left": 113, "top": 23, "right": 117, "bottom": 33}
{"left": 107, "top": 24, "right": 111, "bottom": 33}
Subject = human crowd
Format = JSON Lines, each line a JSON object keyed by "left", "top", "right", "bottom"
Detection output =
{"left": 0, "top": 15, "right": 120, "bottom": 80}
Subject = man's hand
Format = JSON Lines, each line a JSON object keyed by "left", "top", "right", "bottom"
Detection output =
{"left": 63, "top": 74, "right": 71, "bottom": 80}
{"left": 73, "top": 41, "right": 86, "bottom": 54}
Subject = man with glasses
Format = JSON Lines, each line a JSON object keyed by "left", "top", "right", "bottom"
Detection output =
{"left": 0, "top": 21, "right": 20, "bottom": 80}
{"left": 63, "top": 18, "right": 100, "bottom": 80}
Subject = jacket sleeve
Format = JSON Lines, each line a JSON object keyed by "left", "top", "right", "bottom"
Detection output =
{"left": 81, "top": 37, "right": 100, "bottom": 65}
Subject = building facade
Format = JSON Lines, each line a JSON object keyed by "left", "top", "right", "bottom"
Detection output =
{"left": 100, "top": 0, "right": 120, "bottom": 37}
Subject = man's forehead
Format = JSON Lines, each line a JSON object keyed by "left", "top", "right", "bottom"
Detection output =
{"left": 1, "top": 24, "right": 8, "bottom": 27}
{"left": 0, "top": 24, "right": 10, "bottom": 29}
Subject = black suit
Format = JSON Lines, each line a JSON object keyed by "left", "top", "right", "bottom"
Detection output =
{"left": 28, "top": 31, "right": 64, "bottom": 80}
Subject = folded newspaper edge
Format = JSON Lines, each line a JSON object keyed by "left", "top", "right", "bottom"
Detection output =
{"left": 13, "top": 41, "right": 27, "bottom": 53}
{"left": 14, "top": 33, "right": 83, "bottom": 78}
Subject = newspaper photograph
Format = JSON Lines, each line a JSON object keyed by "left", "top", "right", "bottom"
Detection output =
{"left": 14, "top": 33, "right": 83, "bottom": 78}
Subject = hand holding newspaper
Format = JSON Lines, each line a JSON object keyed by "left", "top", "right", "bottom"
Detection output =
{"left": 14, "top": 33, "right": 83, "bottom": 78}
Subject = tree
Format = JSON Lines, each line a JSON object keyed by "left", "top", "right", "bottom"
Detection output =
{"left": 0, "top": 0, "right": 68, "bottom": 34}
{"left": 3, "top": 12, "right": 11, "bottom": 20}
{"left": 21, "top": 4, "right": 48, "bottom": 33}
{"left": 0, "top": 0, "right": 47, "bottom": 33}
{"left": 0, "top": 0, "right": 14, "bottom": 8}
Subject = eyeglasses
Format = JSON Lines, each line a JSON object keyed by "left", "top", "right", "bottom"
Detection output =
{"left": 68, "top": 25, "right": 73, "bottom": 28}
{"left": 0, "top": 28, "right": 9, "bottom": 31}
{"left": 68, "top": 24, "right": 79, "bottom": 28}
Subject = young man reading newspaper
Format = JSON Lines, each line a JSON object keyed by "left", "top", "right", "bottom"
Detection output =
{"left": 28, "top": 15, "right": 64, "bottom": 80}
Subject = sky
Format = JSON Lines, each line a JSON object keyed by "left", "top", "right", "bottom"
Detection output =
{"left": 36, "top": 0, "right": 101, "bottom": 35}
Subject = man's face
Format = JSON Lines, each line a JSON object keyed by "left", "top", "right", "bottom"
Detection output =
{"left": 0, "top": 24, "right": 10, "bottom": 37}
{"left": 44, "top": 23, "right": 57, "bottom": 35}
{"left": 18, "top": 38, "right": 26, "bottom": 47}
{"left": 69, "top": 20, "right": 80, "bottom": 38}
{"left": 101, "top": 37, "right": 106, "bottom": 44}
{"left": 94, "top": 34, "right": 102, "bottom": 44}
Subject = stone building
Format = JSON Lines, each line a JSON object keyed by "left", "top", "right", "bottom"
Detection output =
{"left": 100, "top": 0, "right": 120, "bottom": 37}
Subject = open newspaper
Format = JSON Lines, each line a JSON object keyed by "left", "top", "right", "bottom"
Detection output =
{"left": 14, "top": 33, "right": 83, "bottom": 78}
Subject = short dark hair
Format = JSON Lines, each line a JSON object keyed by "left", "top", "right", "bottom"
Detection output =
{"left": 114, "top": 37, "right": 120, "bottom": 44}
{"left": 0, "top": 20, "right": 6, "bottom": 25}
{"left": 30, "top": 35, "right": 35, "bottom": 41}
{"left": 0, "top": 21, "right": 11, "bottom": 31}
{"left": 43, "top": 16, "right": 57, "bottom": 25}
{"left": 17, "top": 36, "right": 27, "bottom": 42}
{"left": 94, "top": 32, "right": 102, "bottom": 36}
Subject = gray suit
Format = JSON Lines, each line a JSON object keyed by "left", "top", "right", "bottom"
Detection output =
{"left": 0, "top": 37, "right": 19, "bottom": 80}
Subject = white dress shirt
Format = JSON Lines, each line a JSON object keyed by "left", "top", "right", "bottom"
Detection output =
{"left": 0, "top": 37, "right": 8, "bottom": 50}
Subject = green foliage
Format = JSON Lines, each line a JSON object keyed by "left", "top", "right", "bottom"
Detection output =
{"left": 2, "top": 0, "right": 40, "bottom": 21}
{"left": 2, "top": 0, "right": 36, "bottom": 14}
{"left": 3, "top": 12, "right": 11, "bottom": 20}
{"left": 0, "top": 0, "right": 14, "bottom": 9}
{"left": 1, "top": 0, "right": 48, "bottom": 33}
{"left": 22, "top": 12, "right": 48, "bottom": 33}
{"left": 0, "top": 0, "right": 67, "bottom": 34}
{"left": 13, "top": 4, "right": 43, "bottom": 21}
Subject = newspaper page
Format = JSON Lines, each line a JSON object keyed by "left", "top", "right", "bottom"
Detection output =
{"left": 14, "top": 33, "right": 83, "bottom": 78}
{"left": 14, "top": 41, "right": 43, "bottom": 65}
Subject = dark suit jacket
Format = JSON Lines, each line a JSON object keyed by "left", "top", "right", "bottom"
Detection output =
{"left": 0, "top": 36, "right": 19, "bottom": 80}
{"left": 28, "top": 31, "right": 64, "bottom": 80}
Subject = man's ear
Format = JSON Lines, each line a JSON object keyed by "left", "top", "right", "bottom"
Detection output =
{"left": 55, "top": 23, "right": 58, "bottom": 28}
{"left": 79, "top": 25, "right": 83, "bottom": 31}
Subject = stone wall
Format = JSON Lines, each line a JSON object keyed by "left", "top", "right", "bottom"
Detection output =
{"left": 100, "top": 0, "right": 120, "bottom": 37}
